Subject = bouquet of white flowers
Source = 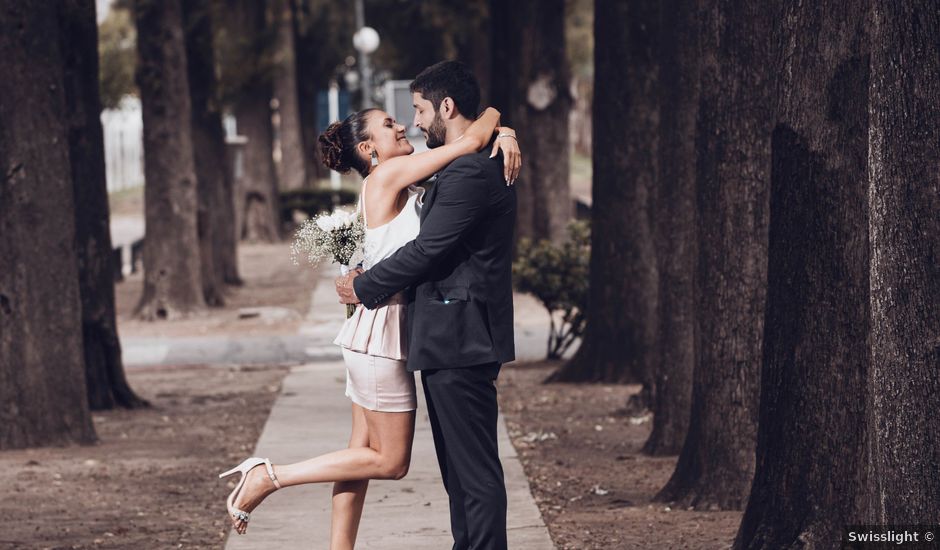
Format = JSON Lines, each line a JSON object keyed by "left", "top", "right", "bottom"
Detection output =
{"left": 291, "top": 208, "right": 365, "bottom": 318}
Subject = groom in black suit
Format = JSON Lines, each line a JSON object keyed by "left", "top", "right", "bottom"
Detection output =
{"left": 336, "top": 60, "right": 515, "bottom": 550}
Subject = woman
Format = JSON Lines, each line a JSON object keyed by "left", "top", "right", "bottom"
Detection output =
{"left": 219, "top": 106, "right": 520, "bottom": 547}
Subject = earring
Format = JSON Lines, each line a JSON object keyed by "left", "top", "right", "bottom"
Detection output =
{"left": 371, "top": 150, "right": 379, "bottom": 167}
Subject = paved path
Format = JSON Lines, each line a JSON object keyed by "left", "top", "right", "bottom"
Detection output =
{"left": 222, "top": 269, "right": 555, "bottom": 549}
{"left": 223, "top": 362, "right": 553, "bottom": 549}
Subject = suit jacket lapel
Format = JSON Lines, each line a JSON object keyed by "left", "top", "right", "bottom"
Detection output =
{"left": 420, "top": 175, "right": 440, "bottom": 223}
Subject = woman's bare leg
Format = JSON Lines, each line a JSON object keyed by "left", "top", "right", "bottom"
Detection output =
{"left": 231, "top": 407, "right": 416, "bottom": 534}
{"left": 276, "top": 407, "right": 415, "bottom": 484}
{"left": 330, "top": 404, "right": 370, "bottom": 550}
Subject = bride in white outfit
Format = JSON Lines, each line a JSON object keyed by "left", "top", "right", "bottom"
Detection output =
{"left": 218, "top": 103, "right": 520, "bottom": 548}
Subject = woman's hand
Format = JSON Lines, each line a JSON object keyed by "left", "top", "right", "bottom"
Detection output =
{"left": 490, "top": 127, "right": 521, "bottom": 185}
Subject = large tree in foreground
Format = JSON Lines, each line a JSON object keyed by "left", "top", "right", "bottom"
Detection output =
{"left": 0, "top": 1, "right": 97, "bottom": 448}
{"left": 657, "top": 0, "right": 771, "bottom": 509}
{"left": 865, "top": 0, "right": 940, "bottom": 524}
{"left": 549, "top": 0, "right": 658, "bottom": 385}
{"left": 134, "top": 0, "right": 206, "bottom": 319}
{"left": 643, "top": 0, "right": 699, "bottom": 455}
{"left": 642, "top": 0, "right": 698, "bottom": 456}
{"left": 735, "top": 2, "right": 870, "bottom": 546}
{"left": 60, "top": 0, "right": 147, "bottom": 409}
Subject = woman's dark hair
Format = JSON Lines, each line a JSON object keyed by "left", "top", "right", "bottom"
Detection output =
{"left": 409, "top": 61, "right": 481, "bottom": 119}
{"left": 317, "top": 108, "right": 378, "bottom": 178}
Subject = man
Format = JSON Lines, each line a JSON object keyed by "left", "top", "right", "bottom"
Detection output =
{"left": 335, "top": 60, "right": 517, "bottom": 550}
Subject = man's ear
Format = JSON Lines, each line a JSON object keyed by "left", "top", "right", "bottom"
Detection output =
{"left": 439, "top": 97, "right": 457, "bottom": 119}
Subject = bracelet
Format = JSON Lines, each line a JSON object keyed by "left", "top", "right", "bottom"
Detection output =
{"left": 497, "top": 133, "right": 517, "bottom": 140}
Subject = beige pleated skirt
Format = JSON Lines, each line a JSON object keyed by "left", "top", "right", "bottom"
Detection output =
{"left": 334, "top": 293, "right": 416, "bottom": 412}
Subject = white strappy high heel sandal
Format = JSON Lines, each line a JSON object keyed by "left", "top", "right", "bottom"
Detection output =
{"left": 219, "top": 457, "right": 282, "bottom": 534}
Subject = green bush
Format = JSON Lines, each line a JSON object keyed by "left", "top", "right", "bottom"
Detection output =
{"left": 513, "top": 220, "right": 590, "bottom": 359}
{"left": 280, "top": 188, "right": 358, "bottom": 222}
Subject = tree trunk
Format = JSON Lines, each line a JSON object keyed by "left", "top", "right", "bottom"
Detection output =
{"left": 489, "top": 0, "right": 572, "bottom": 244}
{"left": 219, "top": 133, "right": 242, "bottom": 284}
{"left": 0, "top": 1, "right": 97, "bottom": 448}
{"left": 293, "top": 0, "right": 324, "bottom": 184}
{"left": 735, "top": 3, "right": 871, "bottom": 546}
{"left": 642, "top": 0, "right": 698, "bottom": 456}
{"left": 548, "top": 0, "right": 657, "bottom": 384}
{"left": 182, "top": 0, "right": 236, "bottom": 303}
{"left": 488, "top": 0, "right": 512, "bottom": 123}
{"left": 271, "top": 0, "right": 306, "bottom": 192}
{"left": 226, "top": 0, "right": 281, "bottom": 242}
{"left": 133, "top": 0, "right": 206, "bottom": 320}
{"left": 237, "top": 94, "right": 281, "bottom": 241}
{"left": 456, "top": 1, "right": 491, "bottom": 107}
{"left": 657, "top": 0, "right": 771, "bottom": 510}
{"left": 59, "top": 0, "right": 148, "bottom": 410}
{"left": 865, "top": 1, "right": 940, "bottom": 524}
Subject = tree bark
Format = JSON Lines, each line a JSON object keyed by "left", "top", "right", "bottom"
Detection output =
{"left": 642, "top": 0, "right": 698, "bottom": 456}
{"left": 59, "top": 0, "right": 148, "bottom": 410}
{"left": 0, "top": 1, "right": 97, "bottom": 448}
{"left": 657, "top": 0, "right": 771, "bottom": 509}
{"left": 225, "top": 0, "right": 281, "bottom": 242}
{"left": 182, "top": 0, "right": 237, "bottom": 302}
{"left": 293, "top": 0, "right": 325, "bottom": 184}
{"left": 735, "top": 2, "right": 871, "bottom": 546}
{"left": 133, "top": 0, "right": 206, "bottom": 320}
{"left": 548, "top": 0, "right": 657, "bottom": 384}
{"left": 488, "top": 0, "right": 512, "bottom": 124}
{"left": 237, "top": 93, "right": 281, "bottom": 241}
{"left": 865, "top": 1, "right": 940, "bottom": 524}
{"left": 489, "top": 0, "right": 572, "bottom": 244}
{"left": 271, "top": 0, "right": 307, "bottom": 192}
{"left": 457, "top": 3, "right": 491, "bottom": 108}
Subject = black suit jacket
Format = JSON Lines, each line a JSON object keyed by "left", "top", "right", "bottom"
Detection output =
{"left": 353, "top": 148, "right": 517, "bottom": 372}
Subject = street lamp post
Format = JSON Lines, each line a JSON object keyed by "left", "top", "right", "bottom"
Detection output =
{"left": 328, "top": 79, "right": 341, "bottom": 191}
{"left": 353, "top": 0, "right": 379, "bottom": 108}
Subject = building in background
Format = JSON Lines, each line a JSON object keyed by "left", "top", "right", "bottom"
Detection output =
{"left": 101, "top": 96, "right": 144, "bottom": 193}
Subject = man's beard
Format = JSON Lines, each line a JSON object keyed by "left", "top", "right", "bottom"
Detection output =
{"left": 424, "top": 112, "right": 447, "bottom": 149}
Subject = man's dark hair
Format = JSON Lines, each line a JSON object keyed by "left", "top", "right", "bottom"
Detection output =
{"left": 410, "top": 61, "right": 481, "bottom": 119}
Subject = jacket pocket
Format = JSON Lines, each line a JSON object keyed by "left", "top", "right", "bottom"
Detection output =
{"left": 420, "top": 286, "right": 494, "bottom": 362}
{"left": 429, "top": 285, "right": 469, "bottom": 304}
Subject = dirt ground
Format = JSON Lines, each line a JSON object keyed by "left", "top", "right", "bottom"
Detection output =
{"left": 0, "top": 365, "right": 288, "bottom": 550}
{"left": 115, "top": 242, "right": 317, "bottom": 339}
{"left": 498, "top": 361, "right": 742, "bottom": 550}
{"left": 0, "top": 241, "right": 304, "bottom": 550}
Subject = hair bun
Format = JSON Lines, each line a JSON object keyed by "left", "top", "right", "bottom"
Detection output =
{"left": 318, "top": 122, "right": 350, "bottom": 174}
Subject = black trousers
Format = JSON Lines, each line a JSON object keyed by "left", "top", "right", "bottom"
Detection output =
{"left": 421, "top": 364, "right": 508, "bottom": 550}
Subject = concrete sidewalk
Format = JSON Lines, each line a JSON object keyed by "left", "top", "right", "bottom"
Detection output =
{"left": 224, "top": 270, "right": 555, "bottom": 549}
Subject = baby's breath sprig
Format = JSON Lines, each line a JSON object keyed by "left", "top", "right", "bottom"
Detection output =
{"left": 291, "top": 208, "right": 365, "bottom": 318}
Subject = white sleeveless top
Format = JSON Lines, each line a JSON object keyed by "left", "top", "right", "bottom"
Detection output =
{"left": 359, "top": 181, "right": 425, "bottom": 269}
{"left": 333, "top": 178, "right": 425, "bottom": 360}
